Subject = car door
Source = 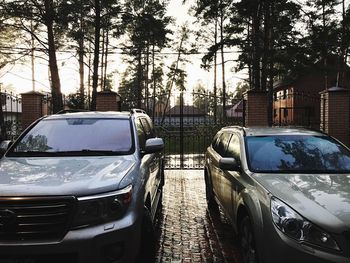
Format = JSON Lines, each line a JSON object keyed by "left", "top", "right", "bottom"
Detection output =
{"left": 221, "top": 133, "right": 242, "bottom": 221}
{"left": 211, "top": 132, "right": 232, "bottom": 208}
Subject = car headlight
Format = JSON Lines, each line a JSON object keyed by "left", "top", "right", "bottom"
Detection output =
{"left": 72, "top": 185, "right": 132, "bottom": 229}
{"left": 271, "top": 197, "right": 340, "bottom": 251}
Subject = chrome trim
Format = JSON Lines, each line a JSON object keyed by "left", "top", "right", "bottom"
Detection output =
{"left": 77, "top": 185, "right": 133, "bottom": 201}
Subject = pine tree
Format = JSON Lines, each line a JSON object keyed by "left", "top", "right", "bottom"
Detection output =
{"left": 121, "top": 0, "right": 171, "bottom": 109}
{"left": 0, "top": 0, "right": 64, "bottom": 112}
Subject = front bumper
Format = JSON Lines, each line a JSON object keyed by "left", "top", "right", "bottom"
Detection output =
{"left": 0, "top": 213, "right": 141, "bottom": 263}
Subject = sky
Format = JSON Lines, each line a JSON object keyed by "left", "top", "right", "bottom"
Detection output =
{"left": 0, "top": 0, "right": 245, "bottom": 96}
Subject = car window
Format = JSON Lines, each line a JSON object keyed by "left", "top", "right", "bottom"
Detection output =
{"left": 144, "top": 117, "right": 156, "bottom": 136}
{"left": 212, "top": 133, "right": 220, "bottom": 150}
{"left": 136, "top": 119, "right": 146, "bottom": 151}
{"left": 216, "top": 132, "right": 232, "bottom": 157}
{"left": 8, "top": 118, "right": 133, "bottom": 156}
{"left": 226, "top": 134, "right": 240, "bottom": 161}
{"left": 246, "top": 135, "right": 350, "bottom": 173}
{"left": 140, "top": 118, "right": 155, "bottom": 139}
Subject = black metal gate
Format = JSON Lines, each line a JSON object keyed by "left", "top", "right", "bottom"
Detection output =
{"left": 273, "top": 91, "right": 320, "bottom": 129}
{"left": 122, "top": 91, "right": 244, "bottom": 169}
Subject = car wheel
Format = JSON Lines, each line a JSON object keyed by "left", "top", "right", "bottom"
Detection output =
{"left": 136, "top": 208, "right": 156, "bottom": 263}
{"left": 205, "top": 170, "right": 217, "bottom": 210}
{"left": 240, "top": 216, "right": 259, "bottom": 263}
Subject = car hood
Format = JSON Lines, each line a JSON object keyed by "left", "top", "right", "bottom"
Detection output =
{"left": 0, "top": 156, "right": 136, "bottom": 197}
{"left": 252, "top": 173, "right": 350, "bottom": 233}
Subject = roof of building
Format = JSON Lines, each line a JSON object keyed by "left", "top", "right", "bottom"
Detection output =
{"left": 166, "top": 105, "right": 206, "bottom": 116}
{"left": 273, "top": 55, "right": 350, "bottom": 90}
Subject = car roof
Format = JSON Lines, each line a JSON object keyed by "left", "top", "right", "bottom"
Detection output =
{"left": 43, "top": 111, "right": 132, "bottom": 120}
{"left": 222, "top": 126, "right": 325, "bottom": 137}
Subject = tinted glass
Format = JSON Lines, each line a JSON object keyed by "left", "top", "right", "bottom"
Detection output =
{"left": 227, "top": 134, "right": 240, "bottom": 160}
{"left": 216, "top": 132, "right": 232, "bottom": 157}
{"left": 246, "top": 135, "right": 350, "bottom": 173}
{"left": 212, "top": 133, "right": 220, "bottom": 151}
{"left": 140, "top": 118, "right": 154, "bottom": 139}
{"left": 136, "top": 119, "right": 146, "bottom": 151}
{"left": 9, "top": 118, "right": 133, "bottom": 156}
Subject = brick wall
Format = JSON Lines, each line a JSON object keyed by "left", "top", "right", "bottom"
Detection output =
{"left": 21, "top": 91, "right": 45, "bottom": 130}
{"left": 320, "top": 87, "right": 350, "bottom": 146}
{"left": 244, "top": 90, "right": 268, "bottom": 127}
{"left": 96, "top": 91, "right": 121, "bottom": 111}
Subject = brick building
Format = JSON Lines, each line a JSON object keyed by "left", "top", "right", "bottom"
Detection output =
{"left": 273, "top": 58, "right": 350, "bottom": 128}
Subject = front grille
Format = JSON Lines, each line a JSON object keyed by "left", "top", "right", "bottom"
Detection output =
{"left": 0, "top": 197, "right": 76, "bottom": 242}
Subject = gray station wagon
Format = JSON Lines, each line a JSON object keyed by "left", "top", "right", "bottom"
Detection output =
{"left": 0, "top": 110, "right": 164, "bottom": 263}
{"left": 205, "top": 127, "right": 350, "bottom": 263}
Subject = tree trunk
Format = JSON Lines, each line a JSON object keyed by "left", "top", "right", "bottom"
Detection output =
{"left": 88, "top": 41, "right": 92, "bottom": 107}
{"left": 214, "top": 16, "right": 218, "bottom": 124}
{"left": 219, "top": 7, "right": 226, "bottom": 122}
{"left": 247, "top": 20, "right": 252, "bottom": 88}
{"left": 337, "top": 0, "right": 346, "bottom": 87}
{"left": 267, "top": 1, "right": 275, "bottom": 127}
{"left": 261, "top": 0, "right": 270, "bottom": 92}
{"left": 103, "top": 30, "right": 109, "bottom": 90}
{"left": 145, "top": 43, "right": 150, "bottom": 112}
{"left": 161, "top": 33, "right": 184, "bottom": 124}
{"left": 78, "top": 13, "right": 85, "bottom": 107}
{"left": 31, "top": 20, "right": 36, "bottom": 92}
{"left": 251, "top": 1, "right": 262, "bottom": 91}
{"left": 0, "top": 87, "right": 5, "bottom": 140}
{"left": 152, "top": 44, "right": 156, "bottom": 121}
{"left": 91, "top": 0, "right": 101, "bottom": 110}
{"left": 136, "top": 46, "right": 143, "bottom": 108}
{"left": 322, "top": 2, "right": 328, "bottom": 90}
{"left": 44, "top": 0, "right": 62, "bottom": 113}
{"left": 100, "top": 29, "right": 105, "bottom": 91}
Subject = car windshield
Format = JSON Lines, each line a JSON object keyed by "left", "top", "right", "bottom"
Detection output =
{"left": 7, "top": 118, "right": 133, "bottom": 157}
{"left": 246, "top": 135, "right": 350, "bottom": 173}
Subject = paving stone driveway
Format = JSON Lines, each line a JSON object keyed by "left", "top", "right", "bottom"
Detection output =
{"left": 155, "top": 170, "right": 243, "bottom": 263}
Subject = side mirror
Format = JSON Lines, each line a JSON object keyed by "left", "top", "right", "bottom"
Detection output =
{"left": 145, "top": 138, "right": 164, "bottom": 154}
{"left": 219, "top": 157, "right": 240, "bottom": 171}
{"left": 0, "top": 140, "right": 12, "bottom": 157}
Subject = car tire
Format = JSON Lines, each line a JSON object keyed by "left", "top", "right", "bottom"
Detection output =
{"left": 136, "top": 208, "right": 156, "bottom": 263}
{"left": 160, "top": 161, "right": 165, "bottom": 187}
{"left": 204, "top": 170, "right": 218, "bottom": 210}
{"left": 158, "top": 163, "right": 165, "bottom": 206}
{"left": 239, "top": 216, "right": 259, "bottom": 263}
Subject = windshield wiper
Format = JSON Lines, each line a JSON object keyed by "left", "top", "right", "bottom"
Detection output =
{"left": 80, "top": 149, "right": 117, "bottom": 156}
{"left": 7, "top": 151, "right": 61, "bottom": 157}
{"left": 7, "top": 150, "right": 124, "bottom": 157}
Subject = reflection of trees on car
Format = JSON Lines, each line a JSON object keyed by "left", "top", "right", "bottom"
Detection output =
{"left": 275, "top": 137, "right": 350, "bottom": 171}
{"left": 275, "top": 139, "right": 325, "bottom": 171}
{"left": 17, "top": 134, "right": 51, "bottom": 152}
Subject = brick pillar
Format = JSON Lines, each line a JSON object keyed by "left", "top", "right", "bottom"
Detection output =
{"left": 320, "top": 87, "right": 350, "bottom": 146}
{"left": 96, "top": 91, "right": 121, "bottom": 111}
{"left": 243, "top": 90, "right": 268, "bottom": 127}
{"left": 21, "top": 91, "right": 44, "bottom": 130}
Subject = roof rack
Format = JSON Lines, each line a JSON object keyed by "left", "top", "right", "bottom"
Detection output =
{"left": 130, "top": 108, "right": 146, "bottom": 114}
{"left": 56, "top": 109, "right": 90, "bottom": 114}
